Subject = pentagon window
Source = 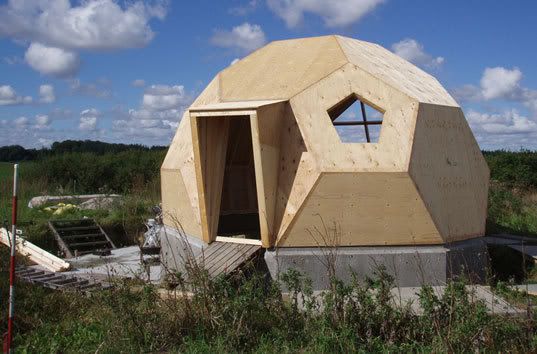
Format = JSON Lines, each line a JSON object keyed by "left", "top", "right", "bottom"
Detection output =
{"left": 327, "top": 94, "right": 384, "bottom": 143}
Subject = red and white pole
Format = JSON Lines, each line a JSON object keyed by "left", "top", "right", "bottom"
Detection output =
{"left": 5, "top": 164, "right": 18, "bottom": 353}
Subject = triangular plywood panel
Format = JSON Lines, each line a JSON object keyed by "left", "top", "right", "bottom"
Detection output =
{"left": 219, "top": 36, "right": 348, "bottom": 101}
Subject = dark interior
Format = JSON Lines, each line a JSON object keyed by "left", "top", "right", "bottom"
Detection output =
{"left": 217, "top": 117, "right": 261, "bottom": 239}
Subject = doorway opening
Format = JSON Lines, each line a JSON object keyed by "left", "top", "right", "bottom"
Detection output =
{"left": 217, "top": 117, "right": 261, "bottom": 240}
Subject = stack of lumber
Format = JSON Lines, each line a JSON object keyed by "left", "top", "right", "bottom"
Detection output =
{"left": 0, "top": 228, "right": 70, "bottom": 272}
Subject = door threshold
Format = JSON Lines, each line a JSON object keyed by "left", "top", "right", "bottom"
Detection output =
{"left": 215, "top": 236, "right": 262, "bottom": 246}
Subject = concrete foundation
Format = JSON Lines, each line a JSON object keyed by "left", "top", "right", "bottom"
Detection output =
{"left": 160, "top": 226, "right": 488, "bottom": 289}
{"left": 159, "top": 226, "right": 205, "bottom": 274}
{"left": 265, "top": 238, "right": 488, "bottom": 289}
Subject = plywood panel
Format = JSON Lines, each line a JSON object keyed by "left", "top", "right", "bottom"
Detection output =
{"left": 254, "top": 102, "right": 286, "bottom": 246}
{"left": 279, "top": 172, "right": 442, "bottom": 247}
{"left": 161, "top": 113, "right": 202, "bottom": 235}
{"left": 336, "top": 36, "right": 458, "bottom": 107}
{"left": 161, "top": 169, "right": 201, "bottom": 236}
{"left": 219, "top": 36, "right": 348, "bottom": 101}
{"left": 289, "top": 62, "right": 418, "bottom": 172}
{"left": 191, "top": 115, "right": 230, "bottom": 243}
{"left": 409, "top": 104, "right": 489, "bottom": 242}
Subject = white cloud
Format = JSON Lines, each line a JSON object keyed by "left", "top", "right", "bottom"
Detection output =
{"left": 132, "top": 79, "right": 146, "bottom": 87}
{"left": 453, "top": 67, "right": 537, "bottom": 113}
{"left": 34, "top": 114, "right": 50, "bottom": 129}
{"left": 480, "top": 67, "right": 522, "bottom": 100}
{"left": 267, "top": 0, "right": 384, "bottom": 28}
{"left": 14, "top": 116, "right": 29, "bottom": 128}
{"left": 79, "top": 108, "right": 100, "bottom": 131}
{"left": 392, "top": 38, "right": 444, "bottom": 69}
{"left": 1, "top": 0, "right": 168, "bottom": 76}
{"left": 39, "top": 84, "right": 55, "bottom": 103}
{"left": 211, "top": 23, "right": 266, "bottom": 53}
{"left": 142, "top": 85, "right": 188, "bottom": 111}
{"left": 0, "top": 85, "right": 32, "bottom": 105}
{"left": 112, "top": 82, "right": 192, "bottom": 144}
{"left": 0, "top": 0, "right": 168, "bottom": 51}
{"left": 25, "top": 42, "right": 80, "bottom": 77}
{"left": 467, "top": 109, "right": 537, "bottom": 135}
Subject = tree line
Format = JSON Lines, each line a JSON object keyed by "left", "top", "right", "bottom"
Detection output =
{"left": 0, "top": 140, "right": 166, "bottom": 162}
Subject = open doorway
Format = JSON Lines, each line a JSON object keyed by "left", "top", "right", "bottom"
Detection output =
{"left": 217, "top": 117, "right": 261, "bottom": 239}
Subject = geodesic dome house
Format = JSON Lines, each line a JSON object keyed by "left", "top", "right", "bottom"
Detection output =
{"left": 160, "top": 35, "right": 489, "bottom": 286}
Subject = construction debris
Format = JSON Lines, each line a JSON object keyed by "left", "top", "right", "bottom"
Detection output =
{"left": 48, "top": 219, "right": 116, "bottom": 258}
{"left": 0, "top": 227, "right": 70, "bottom": 272}
{"left": 16, "top": 265, "right": 108, "bottom": 292}
{"left": 28, "top": 194, "right": 120, "bottom": 209}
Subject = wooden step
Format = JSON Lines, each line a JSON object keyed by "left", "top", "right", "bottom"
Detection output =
{"left": 195, "top": 241, "right": 262, "bottom": 278}
{"left": 62, "top": 233, "right": 105, "bottom": 240}
{"left": 48, "top": 219, "right": 115, "bottom": 258}
{"left": 69, "top": 240, "right": 112, "bottom": 248}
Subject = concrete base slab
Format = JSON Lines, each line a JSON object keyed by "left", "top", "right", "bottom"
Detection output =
{"left": 68, "top": 246, "right": 162, "bottom": 284}
{"left": 265, "top": 238, "right": 488, "bottom": 289}
{"left": 159, "top": 226, "right": 206, "bottom": 274}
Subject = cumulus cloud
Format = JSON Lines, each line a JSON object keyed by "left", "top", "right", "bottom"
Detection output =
{"left": 142, "top": 85, "right": 189, "bottom": 111}
{"left": 0, "top": 0, "right": 168, "bottom": 50}
{"left": 211, "top": 23, "right": 266, "bottom": 53}
{"left": 79, "top": 108, "right": 100, "bottom": 131}
{"left": 34, "top": 114, "right": 51, "bottom": 129}
{"left": 112, "top": 82, "right": 192, "bottom": 144}
{"left": 267, "top": 0, "right": 384, "bottom": 28}
{"left": 14, "top": 116, "right": 29, "bottom": 128}
{"left": 0, "top": 0, "right": 168, "bottom": 76}
{"left": 25, "top": 42, "right": 80, "bottom": 77}
{"left": 467, "top": 109, "right": 537, "bottom": 135}
{"left": 453, "top": 67, "right": 537, "bottom": 112}
{"left": 38, "top": 84, "right": 55, "bottom": 103}
{"left": 450, "top": 66, "right": 537, "bottom": 149}
{"left": 0, "top": 85, "right": 32, "bottom": 105}
{"left": 391, "top": 38, "right": 444, "bottom": 70}
{"left": 480, "top": 67, "right": 522, "bottom": 100}
{"left": 132, "top": 79, "right": 146, "bottom": 87}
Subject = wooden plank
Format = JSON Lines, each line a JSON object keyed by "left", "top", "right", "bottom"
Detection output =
{"left": 206, "top": 243, "right": 250, "bottom": 274}
{"left": 190, "top": 100, "right": 284, "bottom": 112}
{"left": 196, "top": 242, "right": 227, "bottom": 262}
{"left": 210, "top": 244, "right": 261, "bottom": 278}
{"left": 94, "top": 220, "right": 116, "bottom": 249}
{"left": 1, "top": 228, "right": 71, "bottom": 272}
{"left": 203, "top": 243, "right": 239, "bottom": 271}
{"left": 215, "top": 236, "right": 262, "bottom": 245}
{"left": 191, "top": 115, "right": 231, "bottom": 243}
{"left": 48, "top": 221, "right": 74, "bottom": 258}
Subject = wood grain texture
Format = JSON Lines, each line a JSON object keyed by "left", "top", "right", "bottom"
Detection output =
{"left": 408, "top": 104, "right": 489, "bottom": 242}
{"left": 219, "top": 36, "right": 347, "bottom": 101}
{"left": 191, "top": 115, "right": 230, "bottom": 243}
{"left": 279, "top": 172, "right": 442, "bottom": 247}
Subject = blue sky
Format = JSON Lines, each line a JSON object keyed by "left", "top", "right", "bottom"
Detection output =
{"left": 1, "top": 0, "right": 536, "bottom": 150}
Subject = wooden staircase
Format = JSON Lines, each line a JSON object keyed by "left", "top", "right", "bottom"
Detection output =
{"left": 48, "top": 219, "right": 116, "bottom": 258}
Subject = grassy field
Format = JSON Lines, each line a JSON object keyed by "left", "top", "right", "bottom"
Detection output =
{"left": 1, "top": 148, "right": 537, "bottom": 351}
